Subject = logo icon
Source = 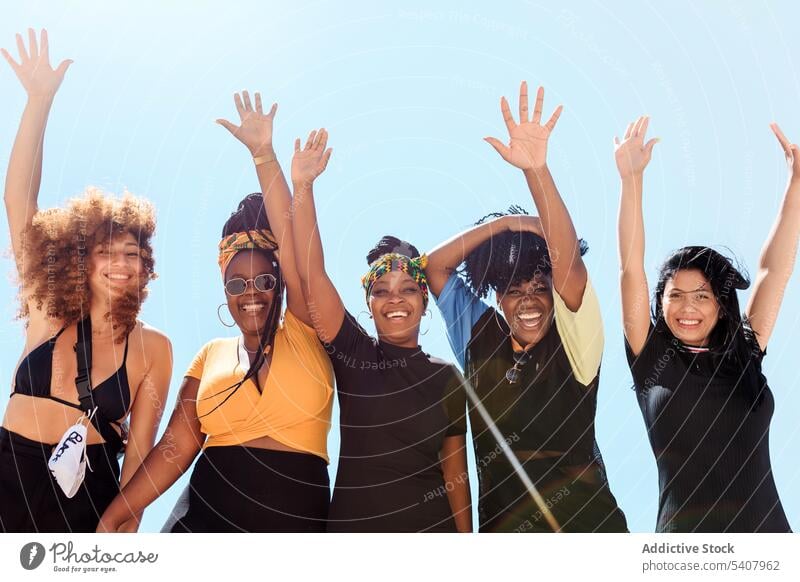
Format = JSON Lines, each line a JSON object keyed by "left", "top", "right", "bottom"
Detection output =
{"left": 19, "top": 542, "right": 46, "bottom": 570}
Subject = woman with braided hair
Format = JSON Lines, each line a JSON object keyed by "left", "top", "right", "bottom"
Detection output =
{"left": 425, "top": 82, "right": 628, "bottom": 532}
{"left": 0, "top": 29, "right": 171, "bottom": 533}
{"left": 290, "top": 129, "right": 471, "bottom": 532}
{"left": 98, "top": 91, "right": 334, "bottom": 532}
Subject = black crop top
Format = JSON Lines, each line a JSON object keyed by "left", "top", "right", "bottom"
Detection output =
{"left": 12, "top": 324, "right": 132, "bottom": 422}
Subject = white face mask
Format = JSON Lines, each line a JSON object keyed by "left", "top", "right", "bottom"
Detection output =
{"left": 48, "top": 411, "right": 94, "bottom": 498}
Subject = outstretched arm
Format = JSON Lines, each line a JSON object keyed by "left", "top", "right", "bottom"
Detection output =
{"left": 614, "top": 116, "right": 659, "bottom": 355}
{"left": 96, "top": 376, "right": 204, "bottom": 533}
{"left": 2, "top": 29, "right": 71, "bottom": 336}
{"left": 289, "top": 130, "right": 343, "bottom": 343}
{"left": 217, "top": 91, "right": 312, "bottom": 325}
{"left": 745, "top": 123, "right": 800, "bottom": 351}
{"left": 485, "top": 83, "right": 586, "bottom": 310}
{"left": 425, "top": 215, "right": 543, "bottom": 297}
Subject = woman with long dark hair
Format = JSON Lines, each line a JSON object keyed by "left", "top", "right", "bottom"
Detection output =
{"left": 97, "top": 92, "right": 334, "bottom": 532}
{"left": 616, "top": 115, "right": 796, "bottom": 532}
{"left": 424, "top": 82, "right": 628, "bottom": 532}
{"left": 0, "top": 29, "right": 172, "bottom": 533}
{"left": 290, "top": 129, "right": 471, "bottom": 532}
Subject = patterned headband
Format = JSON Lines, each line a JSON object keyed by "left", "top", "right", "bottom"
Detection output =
{"left": 218, "top": 229, "right": 279, "bottom": 276}
{"left": 361, "top": 253, "right": 429, "bottom": 307}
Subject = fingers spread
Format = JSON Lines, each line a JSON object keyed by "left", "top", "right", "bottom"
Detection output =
{"left": 41, "top": 29, "right": 49, "bottom": 62}
{"left": 242, "top": 90, "right": 253, "bottom": 112}
{"left": 624, "top": 122, "right": 634, "bottom": 140}
{"left": 234, "top": 92, "right": 245, "bottom": 117}
{"left": 55, "top": 59, "right": 72, "bottom": 77}
{"left": 216, "top": 118, "right": 238, "bottom": 134}
{"left": 317, "top": 128, "right": 328, "bottom": 151}
{"left": 771, "top": 122, "right": 791, "bottom": 152}
{"left": 294, "top": 138, "right": 301, "bottom": 152}
{"left": 305, "top": 130, "right": 317, "bottom": 150}
{"left": 639, "top": 116, "right": 650, "bottom": 138}
{"left": 545, "top": 104, "right": 563, "bottom": 131}
{"left": 15, "top": 33, "right": 28, "bottom": 63}
{"left": 28, "top": 28, "right": 37, "bottom": 61}
{"left": 532, "top": 86, "right": 545, "bottom": 124}
{"left": 501, "top": 97, "right": 516, "bottom": 132}
{"left": 1, "top": 48, "right": 20, "bottom": 71}
{"left": 254, "top": 92, "right": 263, "bottom": 114}
{"left": 268, "top": 102, "right": 278, "bottom": 117}
{"left": 519, "top": 80, "right": 529, "bottom": 124}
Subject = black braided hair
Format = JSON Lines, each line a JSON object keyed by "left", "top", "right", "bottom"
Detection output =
{"left": 198, "top": 193, "right": 285, "bottom": 417}
{"left": 461, "top": 205, "right": 588, "bottom": 298}
{"left": 366, "top": 235, "right": 420, "bottom": 264}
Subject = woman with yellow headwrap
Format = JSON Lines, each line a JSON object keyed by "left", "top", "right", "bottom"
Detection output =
{"left": 290, "top": 129, "right": 471, "bottom": 532}
{"left": 98, "top": 92, "right": 334, "bottom": 532}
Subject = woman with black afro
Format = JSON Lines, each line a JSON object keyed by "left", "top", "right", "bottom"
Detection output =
{"left": 290, "top": 128, "right": 471, "bottom": 532}
{"left": 98, "top": 92, "right": 334, "bottom": 532}
{"left": 616, "top": 115, "right": 796, "bottom": 532}
{"left": 425, "top": 82, "right": 628, "bottom": 532}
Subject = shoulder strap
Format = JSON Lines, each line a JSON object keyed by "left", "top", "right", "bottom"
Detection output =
{"left": 75, "top": 317, "right": 123, "bottom": 451}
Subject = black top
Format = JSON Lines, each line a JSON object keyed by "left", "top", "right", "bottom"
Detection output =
{"left": 466, "top": 308, "right": 628, "bottom": 532}
{"left": 625, "top": 323, "right": 791, "bottom": 532}
{"left": 326, "top": 311, "right": 467, "bottom": 532}
{"left": 12, "top": 323, "right": 131, "bottom": 422}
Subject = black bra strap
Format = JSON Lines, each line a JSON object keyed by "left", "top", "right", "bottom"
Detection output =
{"left": 74, "top": 317, "right": 123, "bottom": 451}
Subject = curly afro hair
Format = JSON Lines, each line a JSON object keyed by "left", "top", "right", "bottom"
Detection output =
{"left": 461, "top": 205, "right": 588, "bottom": 298}
{"left": 18, "top": 187, "right": 156, "bottom": 342}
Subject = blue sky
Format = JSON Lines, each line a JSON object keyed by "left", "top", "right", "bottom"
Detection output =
{"left": 1, "top": 0, "right": 799, "bottom": 532}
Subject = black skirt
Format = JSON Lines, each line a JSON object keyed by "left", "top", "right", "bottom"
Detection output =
{"left": 162, "top": 446, "right": 330, "bottom": 533}
{"left": 0, "top": 427, "right": 121, "bottom": 532}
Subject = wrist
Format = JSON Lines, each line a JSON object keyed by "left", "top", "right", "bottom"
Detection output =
{"left": 523, "top": 163, "right": 549, "bottom": 176}
{"left": 251, "top": 145, "right": 276, "bottom": 160}
{"left": 620, "top": 172, "right": 644, "bottom": 184}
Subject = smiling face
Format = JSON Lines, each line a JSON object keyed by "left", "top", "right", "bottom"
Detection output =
{"left": 496, "top": 274, "right": 555, "bottom": 347}
{"left": 224, "top": 250, "right": 278, "bottom": 336}
{"left": 661, "top": 268, "right": 721, "bottom": 346}
{"left": 368, "top": 270, "right": 424, "bottom": 347}
{"left": 88, "top": 232, "right": 144, "bottom": 301}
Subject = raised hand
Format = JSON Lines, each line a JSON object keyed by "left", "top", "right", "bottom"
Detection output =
{"left": 216, "top": 90, "right": 277, "bottom": 157}
{"left": 770, "top": 122, "right": 800, "bottom": 180}
{"left": 1, "top": 29, "right": 72, "bottom": 98}
{"left": 485, "top": 82, "right": 563, "bottom": 171}
{"left": 614, "top": 116, "right": 659, "bottom": 179}
{"left": 291, "top": 129, "right": 332, "bottom": 186}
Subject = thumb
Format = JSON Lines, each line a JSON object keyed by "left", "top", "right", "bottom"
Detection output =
{"left": 644, "top": 137, "right": 659, "bottom": 156}
{"left": 484, "top": 137, "right": 510, "bottom": 160}
{"left": 55, "top": 59, "right": 73, "bottom": 77}
{"left": 215, "top": 118, "right": 238, "bottom": 134}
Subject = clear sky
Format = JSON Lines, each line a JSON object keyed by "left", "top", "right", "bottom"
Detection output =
{"left": 1, "top": 0, "right": 799, "bottom": 533}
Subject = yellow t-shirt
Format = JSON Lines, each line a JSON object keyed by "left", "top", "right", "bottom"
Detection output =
{"left": 185, "top": 310, "right": 334, "bottom": 462}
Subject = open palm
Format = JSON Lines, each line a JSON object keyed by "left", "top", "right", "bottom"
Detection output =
{"left": 614, "top": 116, "right": 658, "bottom": 179}
{"left": 485, "top": 82, "right": 563, "bottom": 170}
{"left": 291, "top": 129, "right": 332, "bottom": 186}
{"left": 2, "top": 29, "right": 72, "bottom": 98}
{"left": 217, "top": 90, "right": 277, "bottom": 156}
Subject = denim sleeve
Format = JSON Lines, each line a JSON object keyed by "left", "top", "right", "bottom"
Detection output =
{"left": 432, "top": 272, "right": 490, "bottom": 370}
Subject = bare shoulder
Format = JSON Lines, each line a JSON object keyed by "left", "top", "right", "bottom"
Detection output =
{"left": 134, "top": 320, "right": 173, "bottom": 359}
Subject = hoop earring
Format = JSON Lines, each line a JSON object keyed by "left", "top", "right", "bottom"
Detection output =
{"left": 356, "top": 310, "right": 373, "bottom": 328}
{"left": 217, "top": 303, "right": 236, "bottom": 328}
{"left": 419, "top": 309, "right": 433, "bottom": 336}
{"left": 494, "top": 303, "right": 512, "bottom": 339}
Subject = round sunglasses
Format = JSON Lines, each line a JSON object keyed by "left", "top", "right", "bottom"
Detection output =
{"left": 224, "top": 273, "right": 277, "bottom": 296}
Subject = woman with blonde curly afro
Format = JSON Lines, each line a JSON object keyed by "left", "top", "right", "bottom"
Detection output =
{"left": 0, "top": 29, "right": 172, "bottom": 533}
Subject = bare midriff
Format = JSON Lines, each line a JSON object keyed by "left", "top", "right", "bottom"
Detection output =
{"left": 2, "top": 394, "right": 118, "bottom": 445}
{"left": 239, "top": 434, "right": 307, "bottom": 454}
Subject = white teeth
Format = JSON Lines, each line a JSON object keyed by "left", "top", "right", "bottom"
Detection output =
{"left": 678, "top": 319, "right": 700, "bottom": 325}
{"left": 106, "top": 274, "right": 130, "bottom": 280}
{"left": 241, "top": 304, "right": 265, "bottom": 313}
{"left": 386, "top": 311, "right": 409, "bottom": 319}
{"left": 518, "top": 312, "right": 542, "bottom": 320}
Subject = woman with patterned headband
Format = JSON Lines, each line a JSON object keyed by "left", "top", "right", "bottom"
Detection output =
{"left": 424, "top": 83, "right": 628, "bottom": 533}
{"left": 98, "top": 92, "right": 334, "bottom": 532}
{"left": 290, "top": 129, "right": 471, "bottom": 532}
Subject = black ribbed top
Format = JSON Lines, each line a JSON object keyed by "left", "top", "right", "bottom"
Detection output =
{"left": 625, "top": 324, "right": 791, "bottom": 532}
